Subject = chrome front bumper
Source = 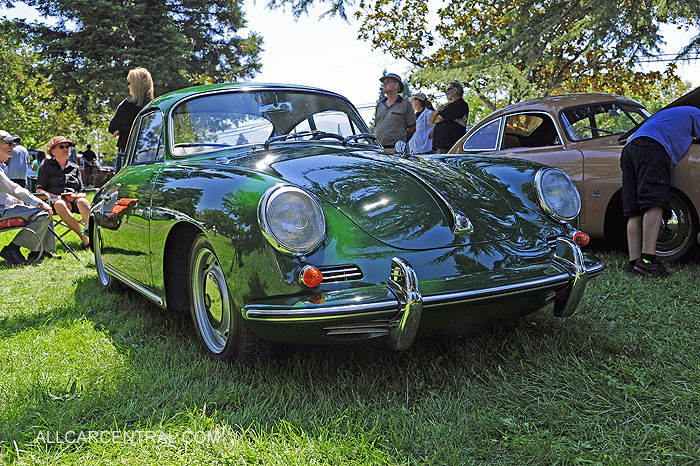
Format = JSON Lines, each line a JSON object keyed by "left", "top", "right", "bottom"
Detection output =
{"left": 243, "top": 237, "right": 605, "bottom": 350}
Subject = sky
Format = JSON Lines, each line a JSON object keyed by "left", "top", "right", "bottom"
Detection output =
{"left": 3, "top": 1, "right": 700, "bottom": 123}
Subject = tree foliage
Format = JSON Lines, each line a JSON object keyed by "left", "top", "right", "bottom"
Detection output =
{"left": 0, "top": 21, "right": 101, "bottom": 149}
{"left": 355, "top": 0, "right": 699, "bottom": 108}
{"left": 8, "top": 0, "right": 262, "bottom": 120}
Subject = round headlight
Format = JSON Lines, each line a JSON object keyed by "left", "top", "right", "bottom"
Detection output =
{"left": 258, "top": 184, "right": 325, "bottom": 255}
{"left": 534, "top": 167, "right": 581, "bottom": 222}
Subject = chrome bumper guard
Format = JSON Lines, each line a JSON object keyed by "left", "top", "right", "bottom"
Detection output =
{"left": 387, "top": 257, "right": 423, "bottom": 350}
{"left": 243, "top": 237, "right": 604, "bottom": 349}
{"left": 551, "top": 237, "right": 588, "bottom": 317}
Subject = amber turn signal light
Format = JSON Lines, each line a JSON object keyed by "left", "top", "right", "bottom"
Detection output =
{"left": 300, "top": 265, "right": 323, "bottom": 288}
{"left": 572, "top": 231, "right": 590, "bottom": 247}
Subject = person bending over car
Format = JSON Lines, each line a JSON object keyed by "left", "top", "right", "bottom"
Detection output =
{"left": 37, "top": 136, "right": 91, "bottom": 249}
{"left": 622, "top": 106, "right": 700, "bottom": 277}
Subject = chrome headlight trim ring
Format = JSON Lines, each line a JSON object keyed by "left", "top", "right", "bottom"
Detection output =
{"left": 534, "top": 167, "right": 581, "bottom": 223}
{"left": 258, "top": 184, "right": 326, "bottom": 256}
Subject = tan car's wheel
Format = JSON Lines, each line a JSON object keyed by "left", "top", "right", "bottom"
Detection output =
{"left": 656, "top": 191, "right": 699, "bottom": 262}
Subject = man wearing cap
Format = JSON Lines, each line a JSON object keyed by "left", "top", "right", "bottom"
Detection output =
{"left": 0, "top": 130, "right": 57, "bottom": 265}
{"left": 431, "top": 81, "right": 469, "bottom": 153}
{"left": 374, "top": 73, "right": 416, "bottom": 152}
{"left": 37, "top": 135, "right": 91, "bottom": 249}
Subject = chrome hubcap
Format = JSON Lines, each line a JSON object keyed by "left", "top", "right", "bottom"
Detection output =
{"left": 192, "top": 248, "right": 230, "bottom": 354}
{"left": 656, "top": 195, "right": 692, "bottom": 258}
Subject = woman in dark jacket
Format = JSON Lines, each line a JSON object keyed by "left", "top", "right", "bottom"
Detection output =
{"left": 108, "top": 67, "right": 154, "bottom": 172}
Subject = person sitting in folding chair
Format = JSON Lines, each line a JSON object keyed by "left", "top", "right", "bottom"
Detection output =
{"left": 0, "top": 129, "right": 59, "bottom": 265}
{"left": 36, "top": 136, "right": 91, "bottom": 249}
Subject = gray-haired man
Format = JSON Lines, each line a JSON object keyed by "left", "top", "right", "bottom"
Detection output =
{"left": 0, "top": 130, "right": 59, "bottom": 265}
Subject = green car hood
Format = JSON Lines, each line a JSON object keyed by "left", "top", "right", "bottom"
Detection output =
{"left": 228, "top": 146, "right": 518, "bottom": 250}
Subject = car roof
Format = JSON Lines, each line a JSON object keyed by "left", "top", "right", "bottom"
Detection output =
{"left": 149, "top": 82, "right": 347, "bottom": 110}
{"left": 488, "top": 93, "right": 643, "bottom": 119}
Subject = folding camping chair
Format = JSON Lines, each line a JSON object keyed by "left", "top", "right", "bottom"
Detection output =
{"left": 0, "top": 217, "right": 44, "bottom": 264}
{"left": 33, "top": 192, "right": 80, "bottom": 260}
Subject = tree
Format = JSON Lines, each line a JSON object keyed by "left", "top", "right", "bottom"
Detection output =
{"left": 10, "top": 0, "right": 263, "bottom": 120}
{"left": 268, "top": 0, "right": 699, "bottom": 107}
{"left": 0, "top": 22, "right": 100, "bottom": 149}
{"left": 358, "top": 0, "right": 699, "bottom": 106}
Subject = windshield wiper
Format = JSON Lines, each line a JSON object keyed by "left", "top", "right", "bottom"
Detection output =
{"left": 342, "top": 133, "right": 379, "bottom": 146}
{"left": 264, "top": 130, "right": 345, "bottom": 149}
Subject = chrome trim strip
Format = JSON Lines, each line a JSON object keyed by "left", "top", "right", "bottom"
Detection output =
{"left": 244, "top": 269, "right": 576, "bottom": 320}
{"left": 104, "top": 264, "right": 165, "bottom": 307}
{"left": 245, "top": 301, "right": 399, "bottom": 319}
{"left": 421, "top": 272, "right": 570, "bottom": 307}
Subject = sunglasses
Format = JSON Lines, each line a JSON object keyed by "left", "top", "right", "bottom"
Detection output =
{"left": 1, "top": 140, "right": 17, "bottom": 147}
{"left": 56, "top": 143, "right": 72, "bottom": 150}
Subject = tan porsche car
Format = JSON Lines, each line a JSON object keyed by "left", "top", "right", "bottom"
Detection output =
{"left": 450, "top": 87, "right": 700, "bottom": 262}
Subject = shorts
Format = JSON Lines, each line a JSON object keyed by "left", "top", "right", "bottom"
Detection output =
{"left": 620, "top": 137, "right": 671, "bottom": 218}
{"left": 49, "top": 195, "right": 82, "bottom": 213}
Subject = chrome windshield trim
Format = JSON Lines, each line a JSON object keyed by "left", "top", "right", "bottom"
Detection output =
{"left": 104, "top": 264, "right": 165, "bottom": 308}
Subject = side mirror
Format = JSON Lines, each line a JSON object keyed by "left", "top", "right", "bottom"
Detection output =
{"left": 394, "top": 140, "right": 409, "bottom": 157}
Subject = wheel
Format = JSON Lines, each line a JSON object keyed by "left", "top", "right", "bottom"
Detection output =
{"left": 92, "top": 222, "right": 122, "bottom": 291}
{"left": 656, "top": 190, "right": 699, "bottom": 262}
{"left": 188, "top": 234, "right": 264, "bottom": 362}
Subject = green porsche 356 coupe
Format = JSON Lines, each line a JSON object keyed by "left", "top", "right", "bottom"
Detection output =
{"left": 89, "top": 83, "right": 604, "bottom": 362}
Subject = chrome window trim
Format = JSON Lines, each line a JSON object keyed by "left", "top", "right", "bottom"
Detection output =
{"left": 166, "top": 87, "right": 377, "bottom": 159}
{"left": 557, "top": 100, "right": 649, "bottom": 143}
{"left": 461, "top": 117, "right": 504, "bottom": 152}
{"left": 498, "top": 110, "right": 567, "bottom": 150}
{"left": 257, "top": 183, "right": 326, "bottom": 257}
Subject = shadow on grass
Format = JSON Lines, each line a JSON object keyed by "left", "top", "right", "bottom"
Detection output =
{"left": 2, "top": 268, "right": 624, "bottom": 449}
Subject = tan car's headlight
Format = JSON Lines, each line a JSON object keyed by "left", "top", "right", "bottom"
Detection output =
{"left": 534, "top": 167, "right": 581, "bottom": 223}
{"left": 258, "top": 184, "right": 325, "bottom": 256}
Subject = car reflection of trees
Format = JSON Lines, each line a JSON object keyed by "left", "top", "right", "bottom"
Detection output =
{"left": 426, "top": 155, "right": 559, "bottom": 274}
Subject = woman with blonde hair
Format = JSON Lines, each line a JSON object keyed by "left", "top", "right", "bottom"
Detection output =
{"left": 108, "top": 67, "right": 154, "bottom": 172}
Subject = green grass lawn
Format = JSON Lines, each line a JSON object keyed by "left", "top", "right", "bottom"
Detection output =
{"left": 1, "top": 232, "right": 699, "bottom": 464}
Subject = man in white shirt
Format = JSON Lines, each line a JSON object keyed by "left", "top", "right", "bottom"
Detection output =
{"left": 0, "top": 130, "right": 58, "bottom": 265}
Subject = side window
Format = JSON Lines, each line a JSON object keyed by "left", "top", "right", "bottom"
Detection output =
{"left": 502, "top": 113, "right": 560, "bottom": 149}
{"left": 463, "top": 118, "right": 501, "bottom": 151}
{"left": 131, "top": 111, "right": 163, "bottom": 165}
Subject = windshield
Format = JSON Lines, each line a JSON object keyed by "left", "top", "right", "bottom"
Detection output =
{"left": 560, "top": 102, "right": 650, "bottom": 141}
{"left": 171, "top": 89, "right": 377, "bottom": 156}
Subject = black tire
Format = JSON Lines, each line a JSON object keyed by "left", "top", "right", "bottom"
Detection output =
{"left": 92, "top": 222, "right": 122, "bottom": 291}
{"left": 656, "top": 190, "right": 699, "bottom": 262}
{"left": 188, "top": 234, "right": 265, "bottom": 363}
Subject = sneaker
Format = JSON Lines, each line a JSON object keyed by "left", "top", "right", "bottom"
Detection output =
{"left": 27, "top": 250, "right": 62, "bottom": 262}
{"left": 625, "top": 262, "right": 635, "bottom": 274}
{"left": 633, "top": 258, "right": 671, "bottom": 278}
{"left": 0, "top": 245, "right": 28, "bottom": 265}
